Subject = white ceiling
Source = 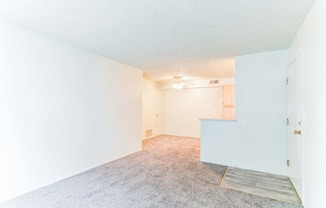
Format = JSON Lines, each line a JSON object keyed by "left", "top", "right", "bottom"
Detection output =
{"left": 0, "top": 0, "right": 316, "bottom": 81}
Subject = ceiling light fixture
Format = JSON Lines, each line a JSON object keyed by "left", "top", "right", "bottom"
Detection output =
{"left": 173, "top": 76, "right": 184, "bottom": 90}
{"left": 173, "top": 81, "right": 184, "bottom": 90}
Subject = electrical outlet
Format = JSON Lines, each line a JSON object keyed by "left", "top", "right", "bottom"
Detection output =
{"left": 45, "top": 159, "right": 53, "bottom": 168}
{"left": 65, "top": 154, "right": 70, "bottom": 161}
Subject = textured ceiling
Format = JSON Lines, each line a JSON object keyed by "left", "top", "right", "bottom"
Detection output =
{"left": 0, "top": 0, "right": 316, "bottom": 81}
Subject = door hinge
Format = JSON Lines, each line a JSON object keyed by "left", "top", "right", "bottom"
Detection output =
{"left": 287, "top": 159, "right": 290, "bottom": 167}
{"left": 286, "top": 77, "right": 289, "bottom": 85}
{"left": 286, "top": 118, "right": 289, "bottom": 125}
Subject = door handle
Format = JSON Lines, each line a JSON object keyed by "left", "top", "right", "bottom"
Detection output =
{"left": 294, "top": 130, "right": 301, "bottom": 135}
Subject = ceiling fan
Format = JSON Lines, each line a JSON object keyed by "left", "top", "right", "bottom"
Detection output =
{"left": 172, "top": 76, "right": 195, "bottom": 90}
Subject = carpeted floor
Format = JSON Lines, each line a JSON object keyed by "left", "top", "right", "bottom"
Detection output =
{"left": 0, "top": 135, "right": 303, "bottom": 208}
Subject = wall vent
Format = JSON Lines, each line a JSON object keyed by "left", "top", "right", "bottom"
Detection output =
{"left": 146, "top": 129, "right": 153, "bottom": 138}
{"left": 209, "top": 80, "right": 219, "bottom": 84}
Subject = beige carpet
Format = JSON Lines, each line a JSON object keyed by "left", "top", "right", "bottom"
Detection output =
{"left": 0, "top": 135, "right": 303, "bottom": 208}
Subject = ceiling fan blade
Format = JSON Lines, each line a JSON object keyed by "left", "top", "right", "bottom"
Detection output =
{"left": 180, "top": 81, "right": 195, "bottom": 86}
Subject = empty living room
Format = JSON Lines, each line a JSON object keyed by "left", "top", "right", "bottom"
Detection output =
{"left": 0, "top": 1, "right": 325, "bottom": 208}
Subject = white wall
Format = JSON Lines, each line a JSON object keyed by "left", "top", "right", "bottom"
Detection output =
{"left": 162, "top": 77, "right": 234, "bottom": 138}
{"left": 163, "top": 88, "right": 222, "bottom": 137}
{"left": 201, "top": 50, "right": 288, "bottom": 176}
{"left": 288, "top": 0, "right": 326, "bottom": 207}
{"left": 0, "top": 20, "right": 142, "bottom": 202}
{"left": 142, "top": 79, "right": 163, "bottom": 139}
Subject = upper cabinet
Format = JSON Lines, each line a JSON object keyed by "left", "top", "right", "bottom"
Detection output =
{"left": 222, "top": 85, "right": 236, "bottom": 120}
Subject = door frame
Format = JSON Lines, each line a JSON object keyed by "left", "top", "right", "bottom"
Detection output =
{"left": 286, "top": 52, "right": 303, "bottom": 202}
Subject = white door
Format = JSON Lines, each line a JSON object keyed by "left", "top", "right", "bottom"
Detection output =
{"left": 154, "top": 89, "right": 163, "bottom": 136}
{"left": 287, "top": 54, "right": 303, "bottom": 200}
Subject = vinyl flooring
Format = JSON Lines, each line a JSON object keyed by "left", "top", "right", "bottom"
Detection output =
{"left": 221, "top": 167, "right": 301, "bottom": 204}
